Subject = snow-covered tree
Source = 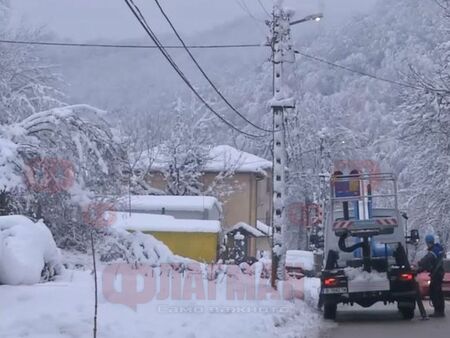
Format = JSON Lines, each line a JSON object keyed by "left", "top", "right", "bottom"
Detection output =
{"left": 393, "top": 1, "right": 450, "bottom": 248}
{"left": 159, "top": 101, "right": 212, "bottom": 196}
{"left": 0, "top": 3, "right": 63, "bottom": 125}
{"left": 0, "top": 105, "right": 126, "bottom": 251}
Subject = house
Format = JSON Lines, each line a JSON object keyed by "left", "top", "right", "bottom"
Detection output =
{"left": 110, "top": 211, "right": 221, "bottom": 262}
{"left": 144, "top": 145, "right": 273, "bottom": 259}
{"left": 114, "top": 195, "right": 222, "bottom": 221}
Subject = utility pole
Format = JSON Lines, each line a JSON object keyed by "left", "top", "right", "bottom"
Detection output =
{"left": 270, "top": 0, "right": 295, "bottom": 288}
{"left": 269, "top": 1, "right": 323, "bottom": 288}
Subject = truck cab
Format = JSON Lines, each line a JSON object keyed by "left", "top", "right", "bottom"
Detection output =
{"left": 321, "top": 172, "right": 417, "bottom": 320}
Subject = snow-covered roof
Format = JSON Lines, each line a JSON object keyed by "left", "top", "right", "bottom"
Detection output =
{"left": 226, "top": 222, "right": 266, "bottom": 237}
{"left": 145, "top": 145, "right": 271, "bottom": 174}
{"left": 110, "top": 212, "right": 221, "bottom": 233}
{"left": 256, "top": 220, "right": 273, "bottom": 236}
{"left": 115, "top": 195, "right": 221, "bottom": 213}
{"left": 206, "top": 145, "right": 272, "bottom": 173}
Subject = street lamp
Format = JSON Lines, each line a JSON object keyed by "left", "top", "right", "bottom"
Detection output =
{"left": 290, "top": 13, "right": 323, "bottom": 26}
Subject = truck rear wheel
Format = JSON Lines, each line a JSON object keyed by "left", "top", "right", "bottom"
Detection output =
{"left": 324, "top": 303, "right": 337, "bottom": 320}
{"left": 398, "top": 302, "right": 415, "bottom": 320}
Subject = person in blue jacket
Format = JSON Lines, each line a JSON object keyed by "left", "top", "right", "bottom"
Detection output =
{"left": 418, "top": 234, "right": 446, "bottom": 317}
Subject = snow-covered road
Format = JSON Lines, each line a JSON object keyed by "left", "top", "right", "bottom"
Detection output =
{"left": 322, "top": 301, "right": 450, "bottom": 338}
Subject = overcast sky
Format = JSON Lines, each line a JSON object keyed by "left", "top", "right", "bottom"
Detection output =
{"left": 11, "top": 0, "right": 377, "bottom": 41}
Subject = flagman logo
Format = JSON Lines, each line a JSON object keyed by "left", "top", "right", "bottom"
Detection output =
{"left": 287, "top": 202, "right": 323, "bottom": 228}
{"left": 332, "top": 159, "right": 381, "bottom": 188}
{"left": 82, "top": 201, "right": 117, "bottom": 228}
{"left": 102, "top": 263, "right": 306, "bottom": 311}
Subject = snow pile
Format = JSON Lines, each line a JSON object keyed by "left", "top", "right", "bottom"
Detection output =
{"left": 285, "top": 250, "right": 315, "bottom": 271}
{"left": 303, "top": 277, "right": 321, "bottom": 307}
{"left": 0, "top": 215, "right": 63, "bottom": 285}
{"left": 110, "top": 212, "right": 221, "bottom": 233}
{"left": 344, "top": 267, "right": 388, "bottom": 282}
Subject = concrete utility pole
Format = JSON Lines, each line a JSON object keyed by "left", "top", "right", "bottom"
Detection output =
{"left": 270, "top": 0, "right": 295, "bottom": 287}
{"left": 269, "top": 1, "right": 323, "bottom": 287}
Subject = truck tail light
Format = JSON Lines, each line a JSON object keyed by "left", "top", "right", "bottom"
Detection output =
{"left": 399, "top": 273, "right": 414, "bottom": 281}
{"left": 324, "top": 277, "right": 337, "bottom": 286}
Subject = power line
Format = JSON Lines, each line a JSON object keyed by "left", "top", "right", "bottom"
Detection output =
{"left": 257, "top": 0, "right": 271, "bottom": 18}
{"left": 0, "top": 38, "right": 264, "bottom": 50}
{"left": 123, "top": 0, "right": 265, "bottom": 139}
{"left": 235, "top": 0, "right": 266, "bottom": 24}
{"left": 153, "top": 0, "right": 275, "bottom": 133}
{"left": 294, "top": 50, "right": 421, "bottom": 90}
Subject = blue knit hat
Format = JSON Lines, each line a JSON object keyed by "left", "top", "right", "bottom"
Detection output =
{"left": 425, "top": 234, "right": 435, "bottom": 245}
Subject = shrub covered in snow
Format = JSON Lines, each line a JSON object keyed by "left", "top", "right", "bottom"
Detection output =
{"left": 95, "top": 228, "right": 187, "bottom": 266}
{"left": 0, "top": 215, "right": 63, "bottom": 285}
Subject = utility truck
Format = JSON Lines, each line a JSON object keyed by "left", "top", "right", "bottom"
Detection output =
{"left": 320, "top": 171, "right": 419, "bottom": 320}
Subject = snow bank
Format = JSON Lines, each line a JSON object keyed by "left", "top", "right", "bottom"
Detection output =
{"left": 0, "top": 215, "right": 63, "bottom": 285}
{"left": 285, "top": 250, "right": 315, "bottom": 271}
{"left": 303, "top": 277, "right": 321, "bottom": 307}
{"left": 110, "top": 212, "right": 221, "bottom": 233}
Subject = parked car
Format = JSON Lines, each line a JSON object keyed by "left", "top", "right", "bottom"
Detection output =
{"left": 443, "top": 259, "right": 450, "bottom": 297}
{"left": 417, "top": 258, "right": 450, "bottom": 298}
{"left": 285, "top": 250, "right": 315, "bottom": 279}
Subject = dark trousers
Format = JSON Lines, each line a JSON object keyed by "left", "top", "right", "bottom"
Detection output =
{"left": 430, "top": 277, "right": 445, "bottom": 314}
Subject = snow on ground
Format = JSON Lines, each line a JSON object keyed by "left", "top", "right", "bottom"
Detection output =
{"left": 303, "top": 277, "right": 321, "bottom": 307}
{"left": 0, "top": 262, "right": 328, "bottom": 338}
{"left": 0, "top": 215, "right": 326, "bottom": 337}
{"left": 0, "top": 215, "right": 63, "bottom": 285}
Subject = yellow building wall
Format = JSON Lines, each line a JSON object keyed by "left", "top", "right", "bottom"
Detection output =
{"left": 145, "top": 170, "right": 273, "bottom": 257}
{"left": 146, "top": 231, "right": 218, "bottom": 262}
{"left": 204, "top": 173, "right": 253, "bottom": 229}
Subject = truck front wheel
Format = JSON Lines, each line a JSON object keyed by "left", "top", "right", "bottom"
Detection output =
{"left": 324, "top": 303, "right": 337, "bottom": 320}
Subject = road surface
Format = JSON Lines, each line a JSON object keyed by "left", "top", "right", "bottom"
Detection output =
{"left": 321, "top": 301, "right": 450, "bottom": 338}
